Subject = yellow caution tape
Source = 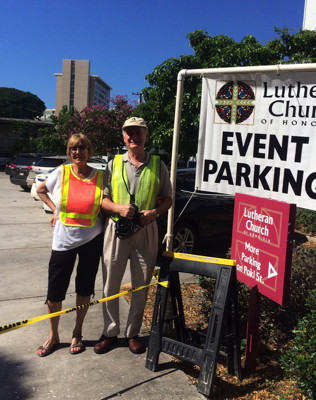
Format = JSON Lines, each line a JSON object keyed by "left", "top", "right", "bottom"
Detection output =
{"left": 0, "top": 270, "right": 169, "bottom": 335}
{"left": 163, "top": 251, "right": 236, "bottom": 266}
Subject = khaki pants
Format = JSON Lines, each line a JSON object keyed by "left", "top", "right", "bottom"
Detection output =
{"left": 101, "top": 218, "right": 158, "bottom": 338}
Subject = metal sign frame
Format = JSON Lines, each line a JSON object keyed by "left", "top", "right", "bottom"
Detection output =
{"left": 166, "top": 63, "right": 316, "bottom": 251}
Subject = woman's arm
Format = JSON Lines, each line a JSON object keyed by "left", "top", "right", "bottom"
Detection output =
{"left": 37, "top": 181, "right": 58, "bottom": 227}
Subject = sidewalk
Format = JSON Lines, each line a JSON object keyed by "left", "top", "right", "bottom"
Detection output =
{"left": 0, "top": 172, "right": 204, "bottom": 400}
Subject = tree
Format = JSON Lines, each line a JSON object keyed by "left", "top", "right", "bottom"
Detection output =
{"left": 135, "top": 28, "right": 316, "bottom": 160}
{"left": 0, "top": 87, "right": 46, "bottom": 119}
{"left": 51, "top": 95, "right": 135, "bottom": 154}
{"left": 50, "top": 105, "right": 81, "bottom": 140}
{"left": 34, "top": 128, "right": 66, "bottom": 154}
{"left": 135, "top": 55, "right": 201, "bottom": 160}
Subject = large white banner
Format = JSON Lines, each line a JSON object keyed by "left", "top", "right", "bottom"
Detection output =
{"left": 196, "top": 72, "right": 316, "bottom": 210}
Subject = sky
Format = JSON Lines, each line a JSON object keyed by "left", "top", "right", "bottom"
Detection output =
{"left": 0, "top": 0, "right": 306, "bottom": 110}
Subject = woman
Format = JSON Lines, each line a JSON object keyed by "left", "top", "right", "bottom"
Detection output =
{"left": 36, "top": 133, "right": 104, "bottom": 356}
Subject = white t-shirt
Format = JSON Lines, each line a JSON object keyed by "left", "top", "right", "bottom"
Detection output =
{"left": 46, "top": 166, "right": 104, "bottom": 251}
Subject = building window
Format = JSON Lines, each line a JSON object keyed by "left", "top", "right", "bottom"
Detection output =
{"left": 69, "top": 61, "right": 76, "bottom": 106}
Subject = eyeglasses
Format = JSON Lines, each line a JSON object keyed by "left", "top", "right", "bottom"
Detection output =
{"left": 69, "top": 145, "right": 88, "bottom": 152}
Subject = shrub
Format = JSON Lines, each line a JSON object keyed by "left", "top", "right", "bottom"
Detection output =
{"left": 280, "top": 288, "right": 316, "bottom": 400}
{"left": 259, "top": 245, "right": 316, "bottom": 346}
{"left": 295, "top": 208, "right": 316, "bottom": 235}
{"left": 198, "top": 245, "right": 316, "bottom": 347}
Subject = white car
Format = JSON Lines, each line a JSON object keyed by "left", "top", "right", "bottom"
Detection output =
{"left": 26, "top": 155, "right": 69, "bottom": 189}
{"left": 31, "top": 171, "right": 52, "bottom": 201}
{"left": 87, "top": 156, "right": 108, "bottom": 171}
{"left": 32, "top": 157, "right": 108, "bottom": 211}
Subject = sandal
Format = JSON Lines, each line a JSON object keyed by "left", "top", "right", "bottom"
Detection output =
{"left": 69, "top": 335, "right": 85, "bottom": 355}
{"left": 37, "top": 336, "right": 59, "bottom": 357}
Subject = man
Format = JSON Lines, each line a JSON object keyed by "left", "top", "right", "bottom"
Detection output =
{"left": 94, "top": 117, "right": 172, "bottom": 354}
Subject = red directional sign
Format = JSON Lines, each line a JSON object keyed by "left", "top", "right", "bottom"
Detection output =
{"left": 231, "top": 193, "right": 296, "bottom": 305}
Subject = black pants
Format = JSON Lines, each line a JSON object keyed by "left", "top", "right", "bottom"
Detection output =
{"left": 47, "top": 233, "right": 103, "bottom": 302}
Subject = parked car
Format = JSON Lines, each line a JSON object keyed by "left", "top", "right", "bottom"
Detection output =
{"left": 157, "top": 169, "right": 235, "bottom": 255}
{"left": 31, "top": 170, "right": 51, "bottom": 200}
{"left": 9, "top": 153, "right": 56, "bottom": 191}
{"left": 5, "top": 159, "right": 15, "bottom": 175}
{"left": 0, "top": 152, "right": 13, "bottom": 171}
{"left": 87, "top": 156, "right": 108, "bottom": 171}
{"left": 26, "top": 155, "right": 70, "bottom": 189}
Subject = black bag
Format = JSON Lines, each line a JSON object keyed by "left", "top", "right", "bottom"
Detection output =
{"left": 115, "top": 204, "right": 143, "bottom": 239}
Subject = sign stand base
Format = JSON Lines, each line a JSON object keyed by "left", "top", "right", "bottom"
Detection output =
{"left": 146, "top": 252, "right": 242, "bottom": 397}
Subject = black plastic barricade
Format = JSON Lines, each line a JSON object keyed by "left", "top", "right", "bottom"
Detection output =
{"left": 146, "top": 251, "right": 241, "bottom": 397}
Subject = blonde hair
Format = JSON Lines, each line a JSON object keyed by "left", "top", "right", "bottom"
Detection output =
{"left": 66, "top": 133, "right": 94, "bottom": 158}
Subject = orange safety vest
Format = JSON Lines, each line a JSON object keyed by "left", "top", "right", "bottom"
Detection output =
{"left": 59, "top": 164, "right": 103, "bottom": 227}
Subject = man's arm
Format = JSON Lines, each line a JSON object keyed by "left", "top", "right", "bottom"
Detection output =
{"left": 140, "top": 195, "right": 172, "bottom": 226}
{"left": 102, "top": 196, "right": 137, "bottom": 220}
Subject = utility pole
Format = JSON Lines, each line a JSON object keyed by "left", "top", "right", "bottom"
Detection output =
{"left": 132, "top": 92, "right": 143, "bottom": 104}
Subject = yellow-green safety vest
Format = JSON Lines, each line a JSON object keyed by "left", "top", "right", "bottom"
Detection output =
{"left": 111, "top": 154, "right": 160, "bottom": 221}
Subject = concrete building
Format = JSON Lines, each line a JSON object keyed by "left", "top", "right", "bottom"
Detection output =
{"left": 40, "top": 109, "right": 55, "bottom": 122}
{"left": 0, "top": 118, "right": 54, "bottom": 153}
{"left": 54, "top": 59, "right": 111, "bottom": 114}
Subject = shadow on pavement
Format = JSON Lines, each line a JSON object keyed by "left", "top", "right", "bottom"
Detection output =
{"left": 0, "top": 351, "right": 31, "bottom": 399}
{"left": 101, "top": 365, "right": 179, "bottom": 400}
